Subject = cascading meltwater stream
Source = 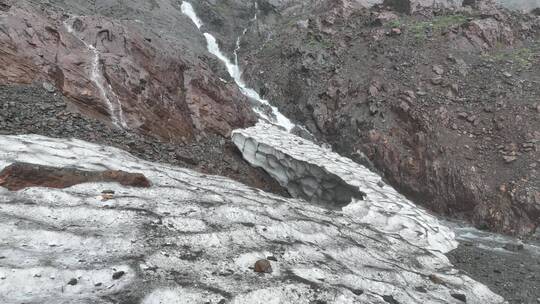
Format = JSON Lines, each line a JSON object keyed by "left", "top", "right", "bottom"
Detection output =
{"left": 180, "top": 2, "right": 295, "bottom": 132}
{"left": 63, "top": 18, "right": 128, "bottom": 128}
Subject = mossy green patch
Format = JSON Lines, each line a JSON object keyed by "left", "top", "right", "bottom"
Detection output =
{"left": 483, "top": 41, "right": 540, "bottom": 68}
{"left": 409, "top": 14, "right": 468, "bottom": 40}
{"left": 305, "top": 33, "right": 334, "bottom": 49}
{"left": 387, "top": 19, "right": 402, "bottom": 29}
{"left": 390, "top": 14, "right": 468, "bottom": 41}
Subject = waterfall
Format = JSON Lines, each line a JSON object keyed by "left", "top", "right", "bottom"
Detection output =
{"left": 180, "top": 1, "right": 203, "bottom": 29}
{"left": 63, "top": 19, "right": 128, "bottom": 128}
{"left": 181, "top": 2, "right": 295, "bottom": 132}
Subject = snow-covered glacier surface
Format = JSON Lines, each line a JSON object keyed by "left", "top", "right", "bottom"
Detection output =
{"left": 233, "top": 123, "right": 458, "bottom": 254}
{"left": 0, "top": 134, "right": 503, "bottom": 303}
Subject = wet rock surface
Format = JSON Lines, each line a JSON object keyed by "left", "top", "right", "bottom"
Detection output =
{"left": 0, "top": 134, "right": 503, "bottom": 303}
{"left": 447, "top": 225, "right": 540, "bottom": 304}
{"left": 449, "top": 245, "right": 540, "bottom": 304}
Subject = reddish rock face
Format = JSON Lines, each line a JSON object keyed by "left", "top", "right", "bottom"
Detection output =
{"left": 464, "top": 18, "right": 515, "bottom": 49}
{"left": 0, "top": 162, "right": 151, "bottom": 191}
{"left": 0, "top": 1, "right": 256, "bottom": 142}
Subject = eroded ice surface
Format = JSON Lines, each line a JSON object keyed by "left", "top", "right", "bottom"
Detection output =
{"left": 232, "top": 123, "right": 458, "bottom": 254}
{"left": 0, "top": 134, "right": 503, "bottom": 303}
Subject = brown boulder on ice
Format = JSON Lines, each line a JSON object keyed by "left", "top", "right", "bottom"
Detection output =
{"left": 0, "top": 1, "right": 256, "bottom": 142}
{"left": 0, "top": 162, "right": 151, "bottom": 191}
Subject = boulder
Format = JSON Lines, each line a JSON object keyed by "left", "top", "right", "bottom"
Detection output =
{"left": 502, "top": 242, "right": 524, "bottom": 252}
{"left": 0, "top": 0, "right": 10, "bottom": 11}
{"left": 42, "top": 82, "right": 56, "bottom": 93}
{"left": 464, "top": 18, "right": 514, "bottom": 48}
{"left": 433, "top": 65, "right": 445, "bottom": 75}
{"left": 0, "top": 162, "right": 151, "bottom": 191}
{"left": 254, "top": 259, "right": 273, "bottom": 273}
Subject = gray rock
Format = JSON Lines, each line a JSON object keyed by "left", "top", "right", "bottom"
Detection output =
{"left": 458, "top": 112, "right": 469, "bottom": 119}
{"left": 368, "top": 84, "right": 379, "bottom": 96}
{"left": 296, "top": 19, "right": 309, "bottom": 29}
{"left": 42, "top": 82, "right": 55, "bottom": 93}
{"left": 369, "top": 104, "right": 379, "bottom": 115}
{"left": 451, "top": 293, "right": 467, "bottom": 302}
{"left": 503, "top": 155, "right": 517, "bottom": 163}
{"left": 266, "top": 256, "right": 278, "bottom": 261}
{"left": 433, "top": 65, "right": 444, "bottom": 75}
{"left": 503, "top": 243, "right": 524, "bottom": 252}
{"left": 431, "top": 77, "right": 443, "bottom": 85}
{"left": 112, "top": 271, "right": 125, "bottom": 280}
{"left": 382, "top": 295, "right": 399, "bottom": 303}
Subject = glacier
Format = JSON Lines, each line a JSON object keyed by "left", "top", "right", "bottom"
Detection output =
{"left": 0, "top": 134, "right": 504, "bottom": 303}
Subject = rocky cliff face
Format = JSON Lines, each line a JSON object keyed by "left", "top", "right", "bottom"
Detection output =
{"left": 0, "top": 0, "right": 256, "bottom": 142}
{"left": 202, "top": 0, "right": 540, "bottom": 235}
